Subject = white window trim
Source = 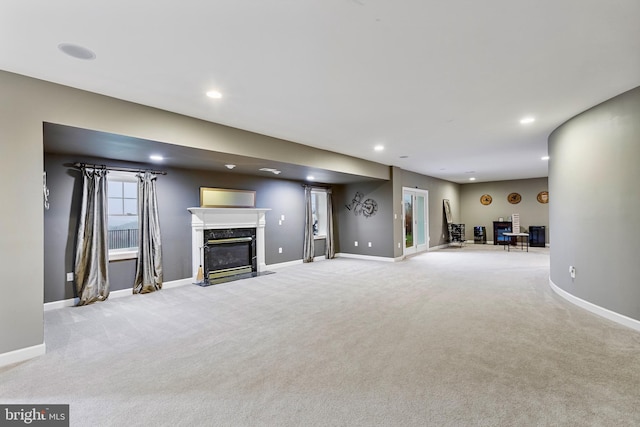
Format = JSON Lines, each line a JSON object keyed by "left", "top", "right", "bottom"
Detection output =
{"left": 109, "top": 248, "right": 138, "bottom": 261}
{"left": 107, "top": 171, "right": 139, "bottom": 261}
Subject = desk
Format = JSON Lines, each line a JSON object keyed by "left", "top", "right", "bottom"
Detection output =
{"left": 503, "top": 232, "right": 529, "bottom": 252}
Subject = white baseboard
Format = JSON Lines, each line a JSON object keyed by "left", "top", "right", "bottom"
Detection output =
{"left": 549, "top": 278, "right": 640, "bottom": 332}
{"left": 336, "top": 253, "right": 397, "bottom": 262}
{"left": 44, "top": 277, "right": 192, "bottom": 311}
{"left": 0, "top": 343, "right": 46, "bottom": 368}
{"left": 267, "top": 259, "right": 303, "bottom": 270}
{"left": 163, "top": 278, "right": 193, "bottom": 289}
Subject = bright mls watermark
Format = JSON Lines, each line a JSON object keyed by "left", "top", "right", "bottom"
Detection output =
{"left": 1, "top": 405, "right": 68, "bottom": 426}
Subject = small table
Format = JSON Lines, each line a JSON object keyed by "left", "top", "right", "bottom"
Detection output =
{"left": 503, "top": 232, "right": 529, "bottom": 252}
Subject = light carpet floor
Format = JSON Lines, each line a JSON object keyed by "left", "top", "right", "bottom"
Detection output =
{"left": 2, "top": 245, "right": 640, "bottom": 426}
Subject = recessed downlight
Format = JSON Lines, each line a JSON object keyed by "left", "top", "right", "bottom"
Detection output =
{"left": 225, "top": 164, "right": 236, "bottom": 169}
{"left": 306, "top": 175, "right": 315, "bottom": 181}
{"left": 259, "top": 167, "right": 281, "bottom": 175}
{"left": 541, "top": 156, "right": 550, "bottom": 161}
{"left": 149, "top": 154, "right": 164, "bottom": 161}
{"left": 374, "top": 145, "right": 384, "bottom": 152}
{"left": 469, "top": 177, "right": 476, "bottom": 181}
{"left": 58, "top": 43, "right": 96, "bottom": 60}
{"left": 206, "top": 90, "right": 223, "bottom": 99}
{"left": 520, "top": 116, "right": 535, "bottom": 124}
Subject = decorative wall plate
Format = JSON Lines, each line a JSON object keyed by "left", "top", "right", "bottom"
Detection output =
{"left": 537, "top": 191, "right": 549, "bottom": 204}
{"left": 507, "top": 192, "right": 522, "bottom": 204}
{"left": 480, "top": 194, "right": 492, "bottom": 205}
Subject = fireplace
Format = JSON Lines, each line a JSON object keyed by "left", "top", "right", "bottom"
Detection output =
{"left": 188, "top": 207, "right": 270, "bottom": 284}
{"left": 204, "top": 228, "right": 256, "bottom": 283}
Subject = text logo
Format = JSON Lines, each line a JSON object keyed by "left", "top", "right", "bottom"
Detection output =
{"left": 1, "top": 405, "right": 69, "bottom": 426}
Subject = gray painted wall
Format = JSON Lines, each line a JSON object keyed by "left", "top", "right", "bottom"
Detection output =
{"left": 0, "top": 76, "right": 44, "bottom": 355}
{"left": 44, "top": 152, "right": 309, "bottom": 303}
{"left": 336, "top": 181, "right": 394, "bottom": 257}
{"left": 460, "top": 178, "right": 549, "bottom": 243}
{"left": 549, "top": 86, "right": 640, "bottom": 321}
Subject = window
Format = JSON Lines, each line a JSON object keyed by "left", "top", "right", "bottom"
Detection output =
{"left": 107, "top": 172, "right": 138, "bottom": 260}
{"left": 311, "top": 189, "right": 327, "bottom": 238}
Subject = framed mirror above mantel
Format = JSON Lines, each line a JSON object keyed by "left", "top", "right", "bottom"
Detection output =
{"left": 200, "top": 187, "right": 256, "bottom": 208}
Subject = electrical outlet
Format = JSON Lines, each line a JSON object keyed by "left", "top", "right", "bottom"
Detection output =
{"left": 569, "top": 266, "right": 576, "bottom": 279}
{"left": 280, "top": 215, "right": 285, "bottom": 221}
{"left": 278, "top": 220, "right": 282, "bottom": 226}
{"left": 398, "top": 242, "right": 401, "bottom": 249}
{"left": 354, "top": 241, "right": 358, "bottom": 247}
{"left": 278, "top": 247, "right": 283, "bottom": 254}
{"left": 368, "top": 242, "right": 372, "bottom": 247}
{"left": 66, "top": 272, "right": 73, "bottom": 282}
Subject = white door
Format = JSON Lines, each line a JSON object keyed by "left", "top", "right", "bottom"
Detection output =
{"left": 403, "top": 188, "right": 429, "bottom": 256}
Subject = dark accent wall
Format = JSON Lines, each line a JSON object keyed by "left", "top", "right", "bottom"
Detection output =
{"left": 549, "top": 85, "right": 640, "bottom": 321}
{"left": 44, "top": 152, "right": 308, "bottom": 303}
{"left": 336, "top": 181, "right": 394, "bottom": 257}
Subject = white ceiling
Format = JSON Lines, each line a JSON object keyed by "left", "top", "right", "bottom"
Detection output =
{"left": 3, "top": 1, "right": 640, "bottom": 183}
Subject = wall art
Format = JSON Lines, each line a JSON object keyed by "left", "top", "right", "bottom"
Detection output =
{"left": 480, "top": 194, "right": 492, "bottom": 205}
{"left": 507, "top": 192, "right": 521, "bottom": 204}
{"left": 537, "top": 191, "right": 549, "bottom": 204}
{"left": 346, "top": 192, "right": 378, "bottom": 218}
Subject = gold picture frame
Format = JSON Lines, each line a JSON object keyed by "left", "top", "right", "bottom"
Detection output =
{"left": 200, "top": 187, "right": 256, "bottom": 208}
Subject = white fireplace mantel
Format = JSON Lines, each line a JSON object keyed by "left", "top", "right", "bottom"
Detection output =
{"left": 188, "top": 207, "right": 271, "bottom": 280}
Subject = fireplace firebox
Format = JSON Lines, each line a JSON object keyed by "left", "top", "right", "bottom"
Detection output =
{"left": 204, "top": 228, "right": 256, "bottom": 284}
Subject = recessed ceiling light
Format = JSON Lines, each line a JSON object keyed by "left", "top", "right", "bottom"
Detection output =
{"left": 58, "top": 43, "right": 96, "bottom": 60}
{"left": 206, "top": 90, "right": 223, "bottom": 99}
{"left": 374, "top": 145, "right": 384, "bottom": 152}
{"left": 149, "top": 154, "right": 164, "bottom": 161}
{"left": 225, "top": 164, "right": 236, "bottom": 169}
{"left": 541, "top": 156, "right": 550, "bottom": 161}
{"left": 307, "top": 175, "right": 315, "bottom": 181}
{"left": 469, "top": 177, "right": 476, "bottom": 181}
{"left": 520, "top": 116, "right": 535, "bottom": 124}
{"left": 259, "top": 167, "right": 281, "bottom": 175}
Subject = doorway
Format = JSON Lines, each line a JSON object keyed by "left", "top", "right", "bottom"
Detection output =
{"left": 403, "top": 188, "right": 429, "bottom": 256}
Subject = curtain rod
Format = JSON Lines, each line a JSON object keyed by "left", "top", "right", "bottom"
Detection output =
{"left": 73, "top": 162, "right": 167, "bottom": 175}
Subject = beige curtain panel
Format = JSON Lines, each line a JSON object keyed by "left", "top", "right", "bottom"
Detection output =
{"left": 134, "top": 171, "right": 163, "bottom": 294}
{"left": 74, "top": 167, "right": 110, "bottom": 305}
